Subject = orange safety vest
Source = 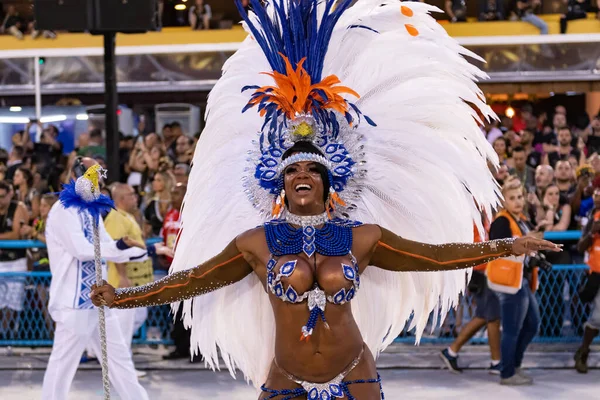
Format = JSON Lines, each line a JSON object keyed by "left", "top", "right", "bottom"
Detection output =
{"left": 486, "top": 210, "right": 539, "bottom": 294}
{"left": 586, "top": 210, "right": 600, "bottom": 274}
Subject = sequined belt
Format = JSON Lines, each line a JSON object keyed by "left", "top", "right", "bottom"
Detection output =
{"left": 274, "top": 346, "right": 365, "bottom": 400}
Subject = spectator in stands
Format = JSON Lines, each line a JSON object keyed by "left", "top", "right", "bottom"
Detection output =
{"left": 173, "top": 163, "right": 191, "bottom": 184}
{"left": 143, "top": 170, "right": 175, "bottom": 238}
{"left": 493, "top": 137, "right": 513, "bottom": 168}
{"left": 484, "top": 119, "right": 504, "bottom": 144}
{"left": 511, "top": 104, "right": 533, "bottom": 133}
{"left": 166, "top": 122, "right": 184, "bottom": 160}
{"left": 5, "top": 145, "right": 24, "bottom": 182}
{"left": 513, "top": 0, "right": 548, "bottom": 35}
{"left": 541, "top": 184, "right": 572, "bottom": 231}
{"left": 174, "top": 135, "right": 194, "bottom": 165}
{"left": 517, "top": 129, "right": 542, "bottom": 169}
{"left": 510, "top": 146, "right": 536, "bottom": 188}
{"left": 571, "top": 164, "right": 595, "bottom": 229}
{"left": 1, "top": 4, "right": 23, "bottom": 39}
{"left": 505, "top": 129, "right": 520, "bottom": 150}
{"left": 77, "top": 129, "right": 106, "bottom": 159}
{"left": 145, "top": 132, "right": 162, "bottom": 150}
{"left": 574, "top": 186, "right": 600, "bottom": 373}
{"left": 582, "top": 112, "right": 600, "bottom": 154}
{"left": 126, "top": 138, "right": 147, "bottom": 191}
{"left": 589, "top": 153, "right": 600, "bottom": 176}
{"left": 13, "top": 167, "right": 40, "bottom": 222}
{"left": 493, "top": 163, "right": 510, "bottom": 185}
{"left": 189, "top": 0, "right": 212, "bottom": 30}
{"left": 487, "top": 176, "right": 541, "bottom": 385}
{"left": 555, "top": 160, "right": 576, "bottom": 197}
{"left": 545, "top": 127, "right": 585, "bottom": 168}
{"left": 479, "top": 0, "right": 504, "bottom": 21}
{"left": 0, "top": 181, "right": 30, "bottom": 335}
{"left": 35, "top": 124, "right": 63, "bottom": 174}
{"left": 560, "top": 0, "right": 597, "bottom": 34}
{"left": 119, "top": 134, "right": 135, "bottom": 183}
{"left": 555, "top": 104, "right": 567, "bottom": 117}
{"left": 534, "top": 165, "right": 554, "bottom": 199}
{"left": 20, "top": 193, "right": 57, "bottom": 269}
{"left": 446, "top": 0, "right": 467, "bottom": 22}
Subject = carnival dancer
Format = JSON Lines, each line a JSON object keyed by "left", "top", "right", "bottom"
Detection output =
{"left": 42, "top": 157, "right": 151, "bottom": 400}
{"left": 93, "top": 1, "right": 560, "bottom": 399}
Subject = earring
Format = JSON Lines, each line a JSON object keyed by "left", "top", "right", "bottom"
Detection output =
{"left": 272, "top": 189, "right": 285, "bottom": 218}
{"left": 327, "top": 187, "right": 346, "bottom": 219}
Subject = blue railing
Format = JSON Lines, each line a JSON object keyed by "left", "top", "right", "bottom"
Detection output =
{"left": 0, "top": 231, "right": 593, "bottom": 347}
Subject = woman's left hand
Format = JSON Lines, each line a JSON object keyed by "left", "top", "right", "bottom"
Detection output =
{"left": 512, "top": 237, "right": 562, "bottom": 255}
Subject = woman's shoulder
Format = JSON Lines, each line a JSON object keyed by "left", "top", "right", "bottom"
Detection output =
{"left": 236, "top": 226, "right": 266, "bottom": 254}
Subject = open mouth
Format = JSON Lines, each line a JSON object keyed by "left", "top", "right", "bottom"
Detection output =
{"left": 295, "top": 183, "right": 312, "bottom": 193}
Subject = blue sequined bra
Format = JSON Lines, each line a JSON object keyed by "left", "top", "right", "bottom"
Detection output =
{"left": 264, "top": 219, "right": 362, "bottom": 340}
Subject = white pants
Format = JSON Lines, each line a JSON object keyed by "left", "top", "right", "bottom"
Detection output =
{"left": 42, "top": 309, "right": 149, "bottom": 400}
{"left": 86, "top": 308, "right": 147, "bottom": 359}
{"left": 115, "top": 307, "right": 148, "bottom": 350}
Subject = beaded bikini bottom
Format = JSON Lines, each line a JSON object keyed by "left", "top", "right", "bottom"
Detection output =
{"left": 260, "top": 346, "right": 384, "bottom": 400}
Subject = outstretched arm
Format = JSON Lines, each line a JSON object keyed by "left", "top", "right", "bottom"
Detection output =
{"left": 93, "top": 239, "right": 253, "bottom": 309}
{"left": 369, "top": 226, "right": 559, "bottom": 272}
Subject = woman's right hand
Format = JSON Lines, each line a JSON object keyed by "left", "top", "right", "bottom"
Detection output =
{"left": 91, "top": 282, "right": 116, "bottom": 307}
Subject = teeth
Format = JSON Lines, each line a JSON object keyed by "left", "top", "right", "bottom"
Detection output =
{"left": 295, "top": 184, "right": 312, "bottom": 191}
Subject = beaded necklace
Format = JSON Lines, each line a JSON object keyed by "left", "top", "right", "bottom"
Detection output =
{"left": 264, "top": 215, "right": 361, "bottom": 258}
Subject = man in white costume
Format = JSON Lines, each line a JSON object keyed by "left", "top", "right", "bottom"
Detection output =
{"left": 41, "top": 157, "right": 149, "bottom": 400}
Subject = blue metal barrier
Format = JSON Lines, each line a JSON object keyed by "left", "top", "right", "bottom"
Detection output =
{"left": 0, "top": 232, "right": 594, "bottom": 347}
{"left": 0, "top": 271, "right": 172, "bottom": 347}
{"left": 394, "top": 264, "right": 594, "bottom": 344}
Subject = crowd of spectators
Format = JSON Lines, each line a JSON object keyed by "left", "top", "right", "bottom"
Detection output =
{"left": 485, "top": 104, "right": 600, "bottom": 244}
{"left": 444, "top": 0, "right": 600, "bottom": 34}
{"left": 0, "top": 103, "right": 598, "bottom": 271}
{"left": 0, "top": 117, "right": 198, "bottom": 353}
{"left": 0, "top": 3, "right": 55, "bottom": 39}
{"left": 0, "top": 119, "right": 197, "bottom": 273}
{"left": 3, "top": 1, "right": 600, "bottom": 38}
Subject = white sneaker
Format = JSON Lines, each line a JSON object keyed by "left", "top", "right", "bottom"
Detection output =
{"left": 135, "top": 369, "right": 147, "bottom": 378}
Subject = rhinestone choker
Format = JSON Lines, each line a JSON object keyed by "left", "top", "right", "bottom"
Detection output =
{"left": 284, "top": 211, "right": 328, "bottom": 227}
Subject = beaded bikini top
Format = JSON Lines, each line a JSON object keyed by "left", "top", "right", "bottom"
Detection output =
{"left": 264, "top": 213, "right": 362, "bottom": 341}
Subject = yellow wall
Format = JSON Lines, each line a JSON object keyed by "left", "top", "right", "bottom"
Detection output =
{"left": 0, "top": 15, "right": 598, "bottom": 51}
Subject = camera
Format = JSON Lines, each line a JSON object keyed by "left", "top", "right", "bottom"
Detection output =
{"left": 527, "top": 253, "right": 552, "bottom": 273}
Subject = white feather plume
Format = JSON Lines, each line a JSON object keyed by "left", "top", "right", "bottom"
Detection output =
{"left": 169, "top": 0, "right": 500, "bottom": 388}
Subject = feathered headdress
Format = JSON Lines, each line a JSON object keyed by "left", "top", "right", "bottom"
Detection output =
{"left": 170, "top": 0, "right": 501, "bottom": 388}
{"left": 238, "top": 0, "right": 379, "bottom": 220}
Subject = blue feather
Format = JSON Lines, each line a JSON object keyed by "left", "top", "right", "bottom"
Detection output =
{"left": 364, "top": 115, "right": 377, "bottom": 127}
{"left": 59, "top": 181, "right": 114, "bottom": 225}
{"left": 241, "top": 85, "right": 260, "bottom": 92}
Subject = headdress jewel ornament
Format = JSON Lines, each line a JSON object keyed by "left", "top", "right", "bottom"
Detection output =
{"left": 238, "top": 0, "right": 375, "bottom": 219}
